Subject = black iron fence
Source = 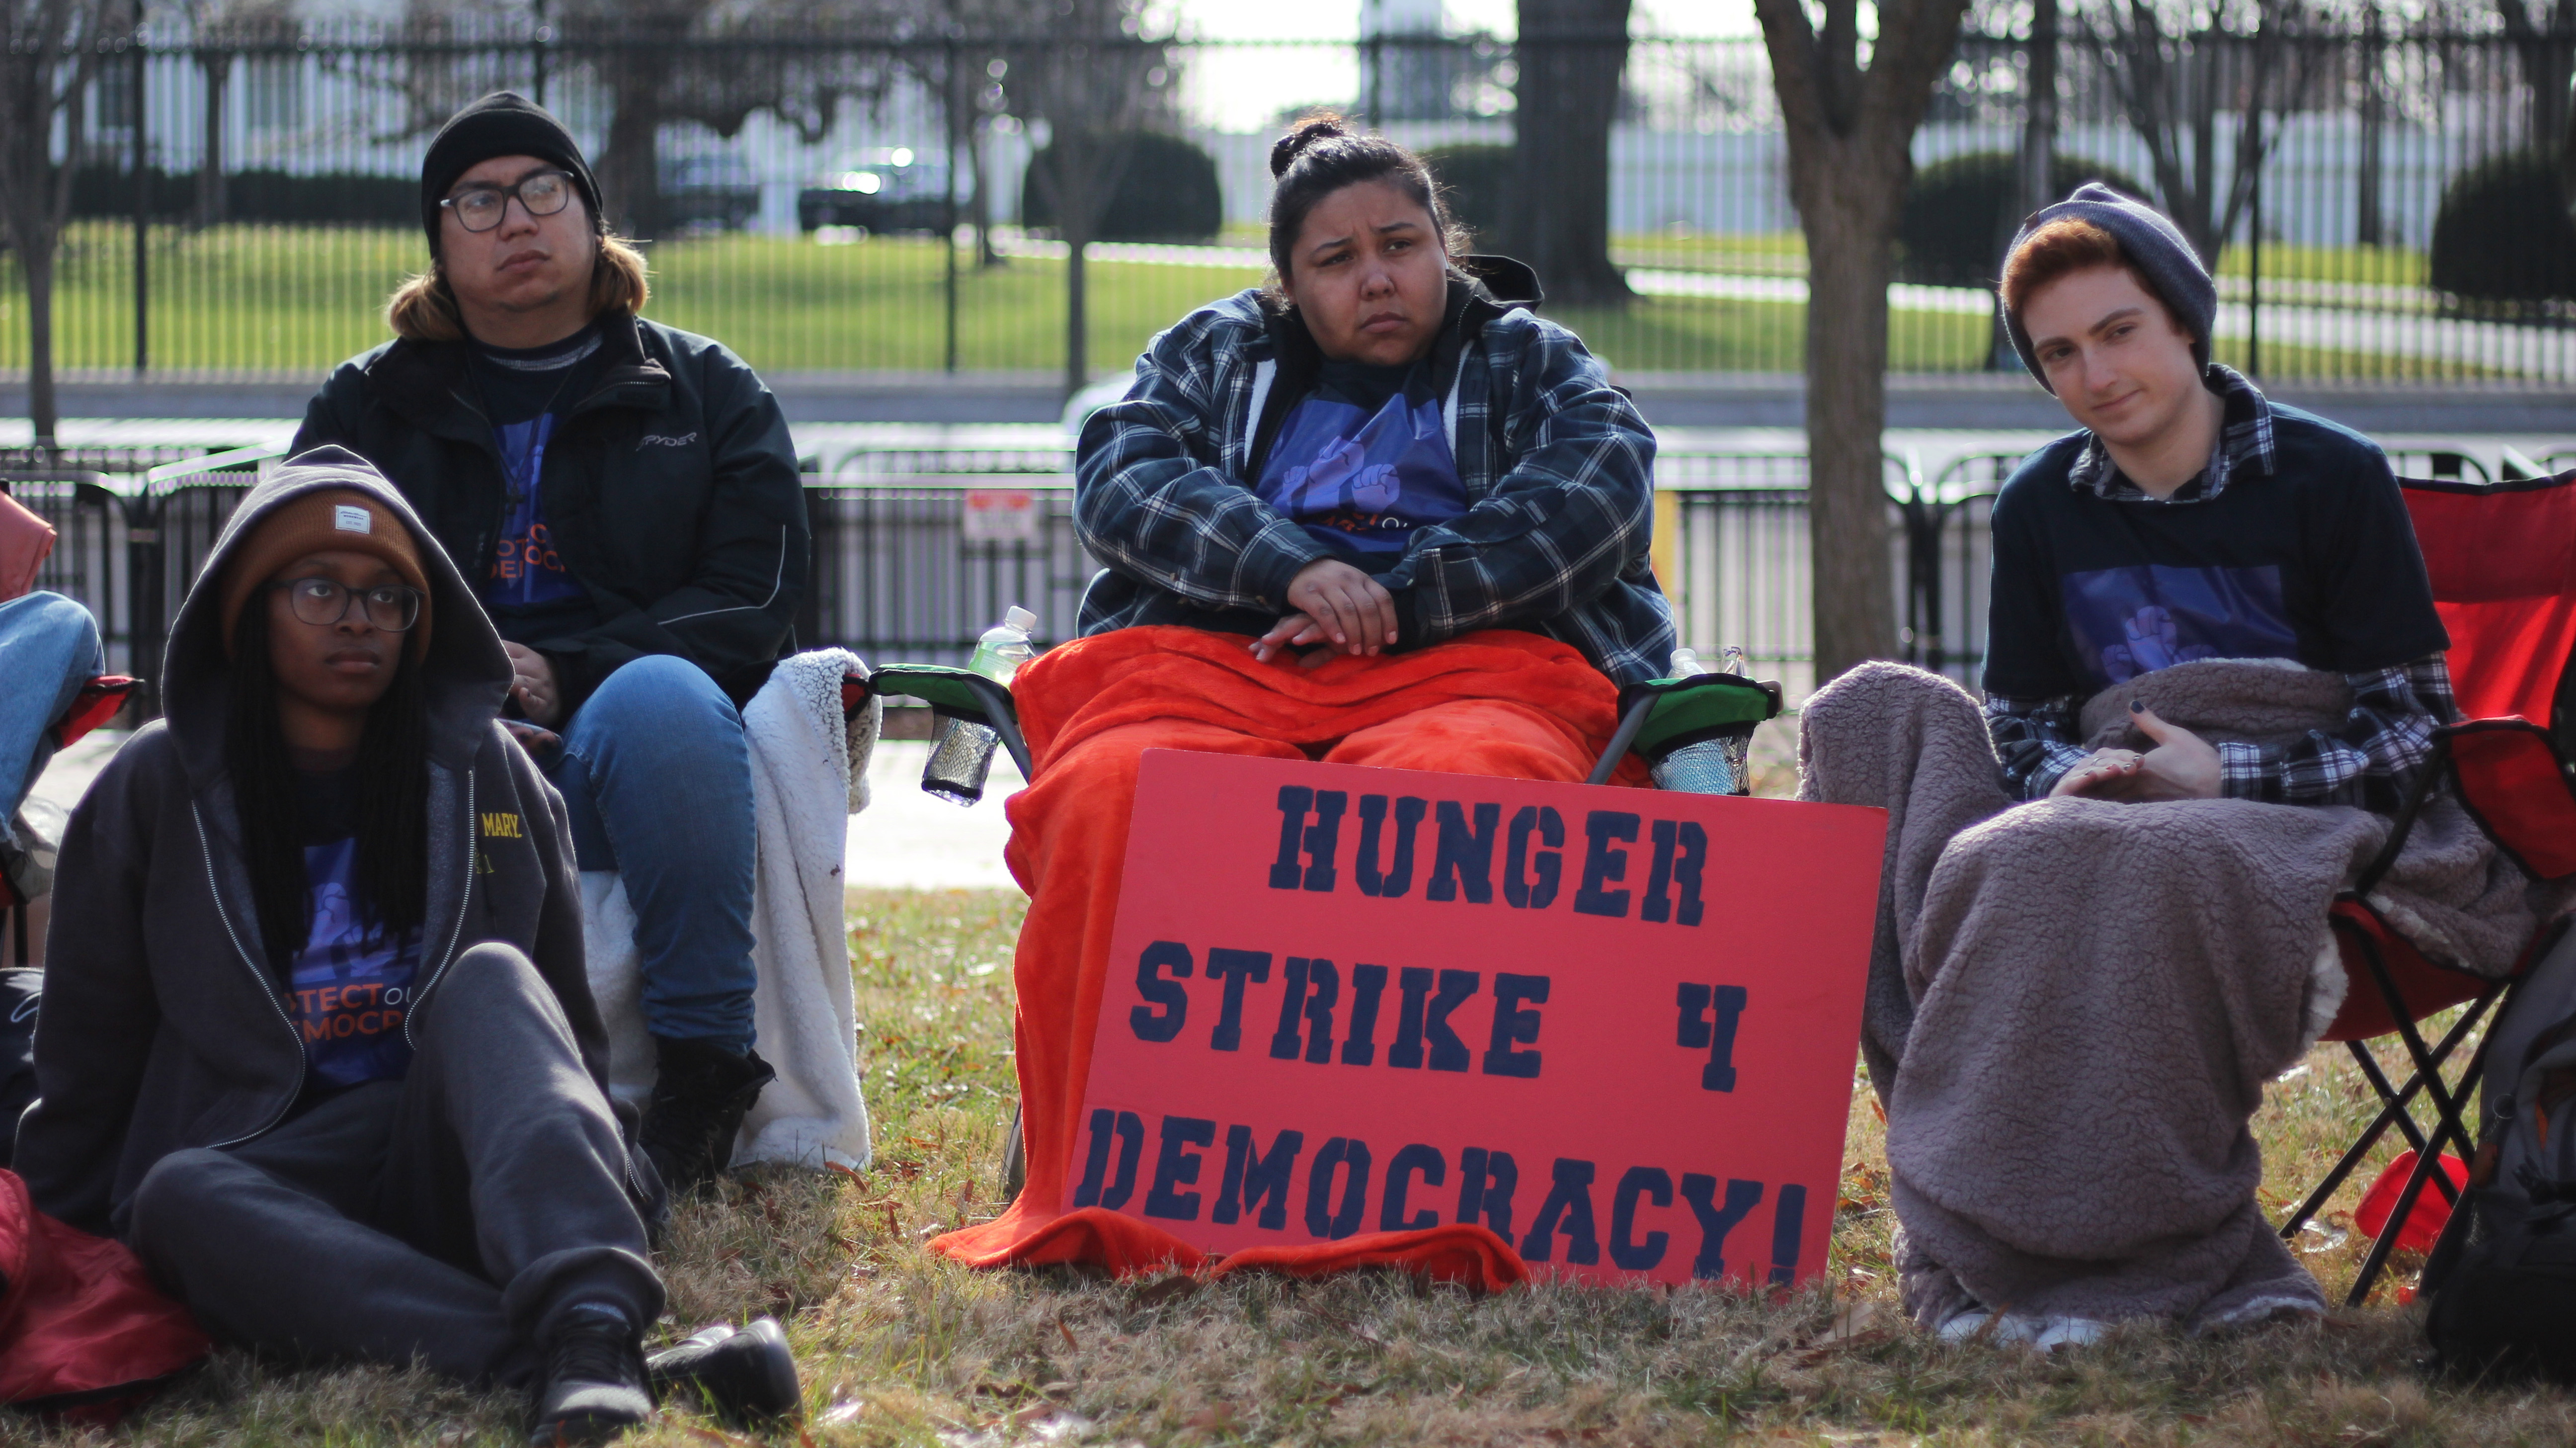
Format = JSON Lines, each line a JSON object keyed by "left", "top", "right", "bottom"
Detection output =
{"left": 7, "top": 427, "right": 2544, "bottom": 723}
{"left": 7, "top": 23, "right": 2576, "bottom": 389}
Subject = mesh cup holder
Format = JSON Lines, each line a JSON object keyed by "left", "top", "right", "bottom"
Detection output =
{"left": 1646, "top": 721, "right": 1758, "bottom": 795}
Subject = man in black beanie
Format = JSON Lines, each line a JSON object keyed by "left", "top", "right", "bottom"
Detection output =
{"left": 293, "top": 95, "right": 806, "bottom": 1431}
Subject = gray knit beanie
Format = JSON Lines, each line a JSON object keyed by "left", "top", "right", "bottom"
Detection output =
{"left": 2000, "top": 182, "right": 2215, "bottom": 392}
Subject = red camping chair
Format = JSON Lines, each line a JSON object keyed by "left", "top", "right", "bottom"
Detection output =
{"left": 2277, "top": 470, "right": 2576, "bottom": 1305}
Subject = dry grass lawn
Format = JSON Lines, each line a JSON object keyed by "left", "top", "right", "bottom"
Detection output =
{"left": 9, "top": 878, "right": 2576, "bottom": 1447}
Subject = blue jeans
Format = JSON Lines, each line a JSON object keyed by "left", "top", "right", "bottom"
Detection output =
{"left": 542, "top": 656, "right": 758, "bottom": 1051}
{"left": 0, "top": 592, "right": 104, "bottom": 847}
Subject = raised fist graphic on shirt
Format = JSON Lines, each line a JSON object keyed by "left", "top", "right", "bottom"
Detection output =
{"left": 2100, "top": 603, "right": 2215, "bottom": 682}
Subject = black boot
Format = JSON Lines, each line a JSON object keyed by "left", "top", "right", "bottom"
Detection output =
{"left": 638, "top": 1037, "right": 774, "bottom": 1195}
{"left": 528, "top": 1303, "right": 653, "bottom": 1446}
{"left": 648, "top": 1317, "right": 802, "bottom": 1425}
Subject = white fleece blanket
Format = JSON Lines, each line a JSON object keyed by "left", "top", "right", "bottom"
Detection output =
{"left": 582, "top": 649, "right": 883, "bottom": 1171}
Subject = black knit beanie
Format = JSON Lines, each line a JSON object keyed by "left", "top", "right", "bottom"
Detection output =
{"left": 2000, "top": 182, "right": 2217, "bottom": 393}
{"left": 419, "top": 91, "right": 603, "bottom": 257}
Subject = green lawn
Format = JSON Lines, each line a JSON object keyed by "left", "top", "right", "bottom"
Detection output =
{"left": 11, "top": 863, "right": 2571, "bottom": 1447}
{"left": 0, "top": 224, "right": 1989, "bottom": 379}
{"left": 0, "top": 223, "right": 2491, "bottom": 384}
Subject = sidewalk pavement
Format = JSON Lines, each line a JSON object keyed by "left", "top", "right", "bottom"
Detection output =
{"left": 24, "top": 732, "right": 1026, "bottom": 899}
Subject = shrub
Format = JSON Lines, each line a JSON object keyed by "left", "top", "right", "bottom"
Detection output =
{"left": 1422, "top": 142, "right": 1513, "bottom": 246}
{"left": 71, "top": 165, "right": 415, "bottom": 224}
{"left": 1898, "top": 151, "right": 2149, "bottom": 288}
{"left": 2428, "top": 150, "right": 2576, "bottom": 305}
{"left": 1021, "top": 131, "right": 1222, "bottom": 243}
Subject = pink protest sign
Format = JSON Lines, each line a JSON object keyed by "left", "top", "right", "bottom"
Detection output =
{"left": 1071, "top": 749, "right": 1886, "bottom": 1287}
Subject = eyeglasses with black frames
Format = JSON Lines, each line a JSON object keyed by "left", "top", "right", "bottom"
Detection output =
{"left": 274, "top": 578, "right": 424, "bottom": 632}
{"left": 439, "top": 170, "right": 577, "bottom": 234}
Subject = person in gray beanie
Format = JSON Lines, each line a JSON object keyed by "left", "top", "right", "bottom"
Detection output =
{"left": 1786, "top": 183, "right": 2463, "bottom": 1347}
{"left": 1980, "top": 181, "right": 2454, "bottom": 810}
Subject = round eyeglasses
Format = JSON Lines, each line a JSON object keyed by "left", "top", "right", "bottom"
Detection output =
{"left": 274, "top": 578, "right": 424, "bottom": 632}
{"left": 439, "top": 169, "right": 576, "bottom": 233}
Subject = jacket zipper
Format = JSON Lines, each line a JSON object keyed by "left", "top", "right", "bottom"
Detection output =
{"left": 404, "top": 768, "right": 479, "bottom": 1050}
{"left": 193, "top": 802, "right": 306, "bottom": 1150}
{"left": 451, "top": 385, "right": 514, "bottom": 573}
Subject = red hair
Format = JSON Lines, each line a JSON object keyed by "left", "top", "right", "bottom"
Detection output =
{"left": 2002, "top": 217, "right": 2166, "bottom": 326}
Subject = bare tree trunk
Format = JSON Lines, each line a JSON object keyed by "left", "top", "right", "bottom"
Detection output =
{"left": 1755, "top": 0, "right": 1967, "bottom": 683}
{"left": 971, "top": 122, "right": 1000, "bottom": 267}
{"left": 22, "top": 242, "right": 58, "bottom": 451}
{"left": 198, "top": 50, "right": 230, "bottom": 227}
{"left": 1512, "top": 0, "right": 1633, "bottom": 306}
{"left": 1796, "top": 150, "right": 1906, "bottom": 678}
{"left": 1064, "top": 223, "right": 1088, "bottom": 393}
{"left": 1998, "top": 0, "right": 2056, "bottom": 367}
{"left": 2356, "top": 4, "right": 2383, "bottom": 246}
{"left": 2018, "top": 0, "right": 2058, "bottom": 224}
{"left": 4, "top": 40, "right": 95, "bottom": 455}
{"left": 2496, "top": 0, "right": 2576, "bottom": 155}
{"left": 600, "top": 62, "right": 669, "bottom": 240}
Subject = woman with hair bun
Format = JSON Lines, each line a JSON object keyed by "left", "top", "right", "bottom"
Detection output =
{"left": 929, "top": 114, "right": 1673, "bottom": 1280}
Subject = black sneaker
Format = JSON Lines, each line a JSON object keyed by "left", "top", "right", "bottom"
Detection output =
{"left": 638, "top": 1038, "right": 775, "bottom": 1196}
{"left": 528, "top": 1303, "right": 653, "bottom": 1446}
{"left": 648, "top": 1317, "right": 802, "bottom": 1425}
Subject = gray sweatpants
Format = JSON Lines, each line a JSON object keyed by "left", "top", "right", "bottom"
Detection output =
{"left": 129, "top": 942, "right": 662, "bottom": 1386}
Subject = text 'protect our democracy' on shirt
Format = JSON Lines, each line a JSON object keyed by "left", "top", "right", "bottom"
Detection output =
{"left": 1076, "top": 749, "right": 1888, "bottom": 1288}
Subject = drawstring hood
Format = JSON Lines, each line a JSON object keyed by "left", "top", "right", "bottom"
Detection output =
{"left": 162, "top": 447, "right": 512, "bottom": 791}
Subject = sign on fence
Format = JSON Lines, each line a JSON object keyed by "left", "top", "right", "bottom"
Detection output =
{"left": 1072, "top": 750, "right": 1886, "bottom": 1287}
{"left": 962, "top": 488, "right": 1041, "bottom": 546}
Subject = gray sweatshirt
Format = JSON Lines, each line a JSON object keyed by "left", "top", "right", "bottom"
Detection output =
{"left": 14, "top": 449, "right": 608, "bottom": 1238}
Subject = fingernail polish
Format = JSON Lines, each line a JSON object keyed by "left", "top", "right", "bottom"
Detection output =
{"left": 2129, "top": 699, "right": 2144, "bottom": 713}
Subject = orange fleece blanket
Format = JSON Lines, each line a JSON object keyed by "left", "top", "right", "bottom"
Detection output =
{"left": 927, "top": 626, "right": 1646, "bottom": 1288}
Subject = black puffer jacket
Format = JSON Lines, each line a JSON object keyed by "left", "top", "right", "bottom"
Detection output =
{"left": 291, "top": 312, "right": 806, "bottom": 713}
{"left": 15, "top": 452, "right": 607, "bottom": 1239}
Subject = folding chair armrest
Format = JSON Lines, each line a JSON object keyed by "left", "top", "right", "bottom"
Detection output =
{"left": 861, "top": 664, "right": 1032, "bottom": 779}
{"left": 1582, "top": 672, "right": 1783, "bottom": 788}
{"left": 2353, "top": 731, "right": 2449, "bottom": 899}
{"left": 2441, "top": 717, "right": 2576, "bottom": 882}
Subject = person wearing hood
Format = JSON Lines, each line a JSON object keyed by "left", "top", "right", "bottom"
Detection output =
{"left": 928, "top": 116, "right": 1674, "bottom": 1273}
{"left": 11, "top": 451, "right": 798, "bottom": 1442}
{"left": 289, "top": 92, "right": 802, "bottom": 1194}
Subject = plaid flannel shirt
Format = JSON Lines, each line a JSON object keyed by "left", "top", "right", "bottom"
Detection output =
{"left": 1071, "top": 287, "right": 1675, "bottom": 685}
{"left": 1988, "top": 656, "right": 2456, "bottom": 810}
{"left": 1985, "top": 367, "right": 2455, "bottom": 810}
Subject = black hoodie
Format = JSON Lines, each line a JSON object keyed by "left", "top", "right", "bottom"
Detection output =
{"left": 15, "top": 450, "right": 605, "bottom": 1239}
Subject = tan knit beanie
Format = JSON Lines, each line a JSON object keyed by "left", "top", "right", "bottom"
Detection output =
{"left": 219, "top": 489, "right": 433, "bottom": 661}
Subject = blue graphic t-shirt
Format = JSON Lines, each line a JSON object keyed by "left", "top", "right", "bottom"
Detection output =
{"left": 286, "top": 768, "right": 421, "bottom": 1088}
{"left": 288, "top": 837, "right": 422, "bottom": 1087}
{"left": 1255, "top": 359, "right": 1468, "bottom": 569}
{"left": 1981, "top": 414, "right": 2450, "bottom": 700}
{"left": 2059, "top": 563, "right": 2301, "bottom": 685}
{"left": 487, "top": 413, "right": 585, "bottom": 611}
{"left": 472, "top": 325, "right": 600, "bottom": 622}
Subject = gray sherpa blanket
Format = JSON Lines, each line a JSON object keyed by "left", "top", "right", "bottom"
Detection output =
{"left": 1798, "top": 658, "right": 2550, "bottom": 1334}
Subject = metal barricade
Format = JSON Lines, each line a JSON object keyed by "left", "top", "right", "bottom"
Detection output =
{"left": 798, "top": 480, "right": 1096, "bottom": 669}
{"left": 0, "top": 472, "right": 136, "bottom": 681}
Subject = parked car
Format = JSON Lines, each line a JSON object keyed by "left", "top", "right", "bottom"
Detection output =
{"left": 662, "top": 152, "right": 759, "bottom": 232}
{"left": 799, "top": 149, "right": 957, "bottom": 234}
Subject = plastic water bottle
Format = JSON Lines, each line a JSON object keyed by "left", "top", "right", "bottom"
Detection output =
{"left": 1649, "top": 645, "right": 1743, "bottom": 795}
{"left": 922, "top": 605, "right": 1037, "bottom": 807}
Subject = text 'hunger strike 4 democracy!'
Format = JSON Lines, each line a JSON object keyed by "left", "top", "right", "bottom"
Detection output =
{"left": 1074, "top": 750, "right": 1888, "bottom": 1288}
